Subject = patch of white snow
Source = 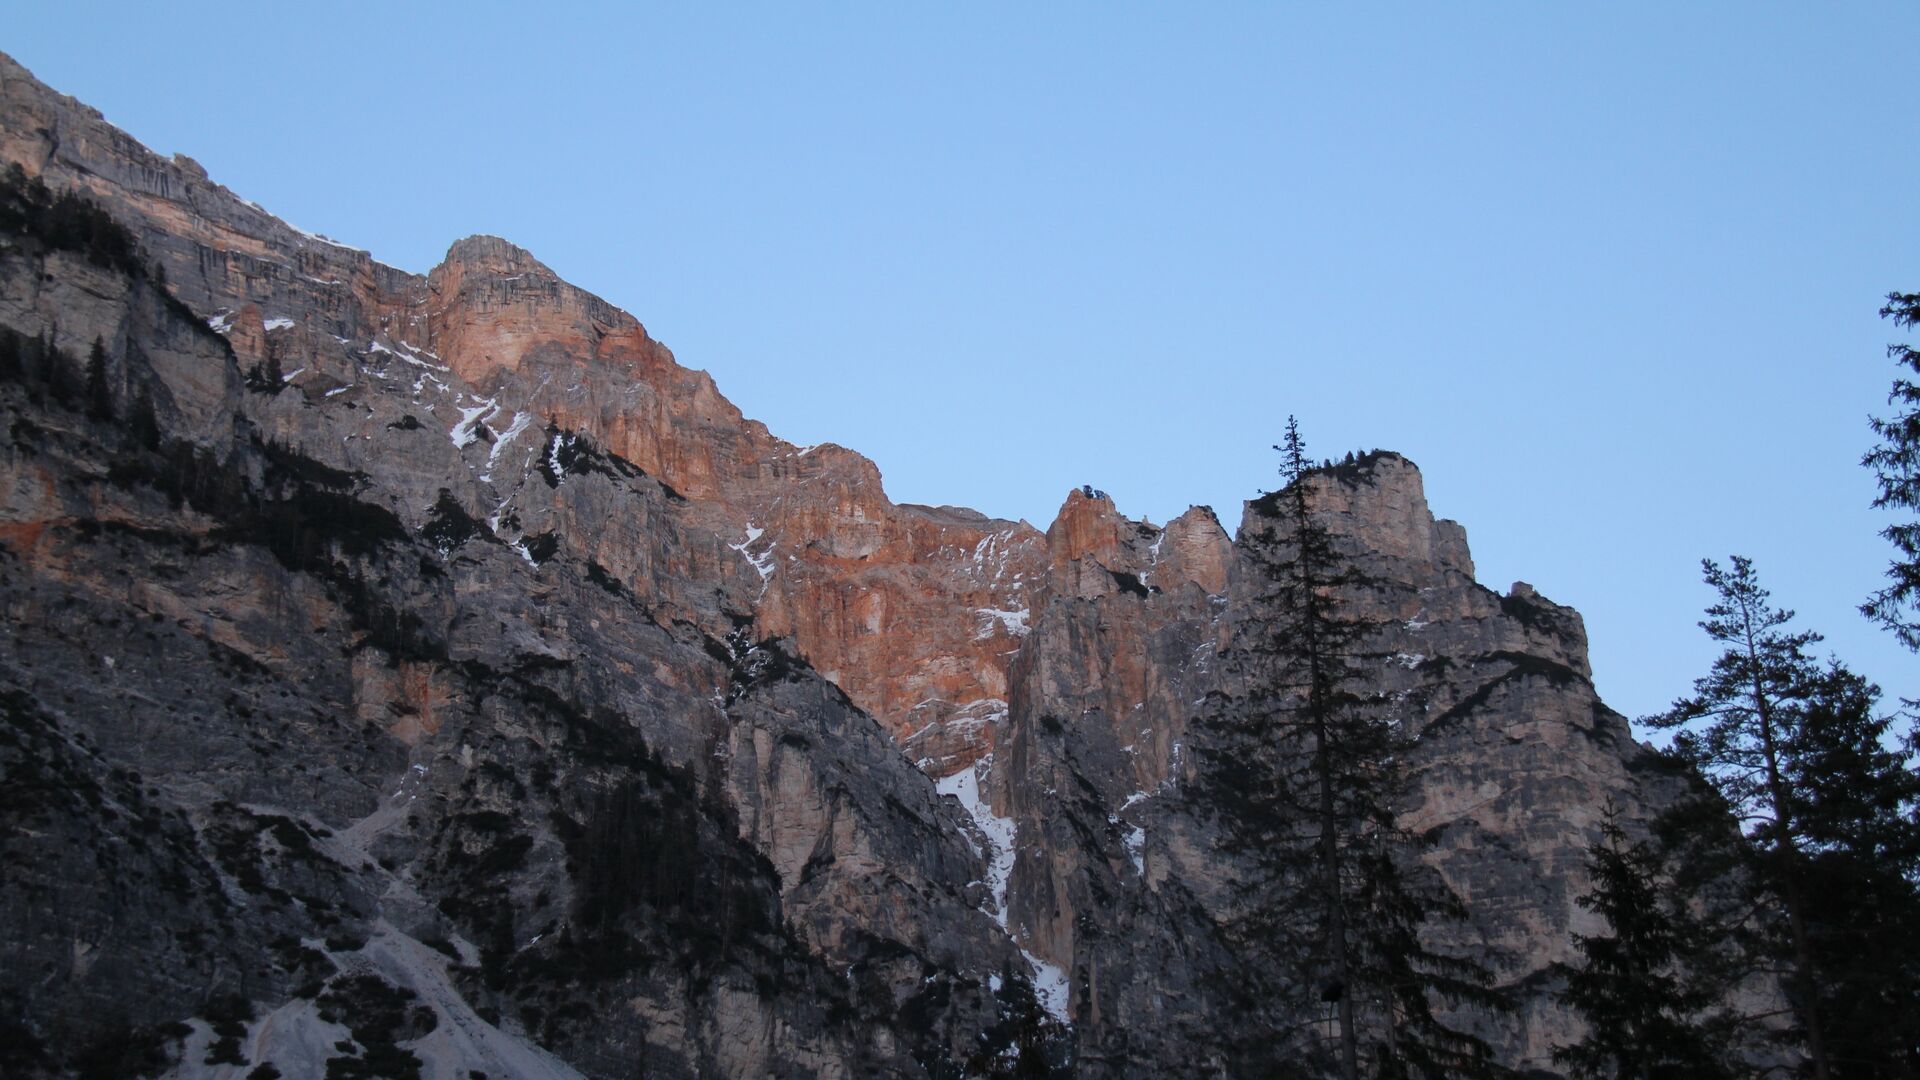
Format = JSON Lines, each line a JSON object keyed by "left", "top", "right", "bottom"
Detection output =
{"left": 973, "top": 607, "right": 1030, "bottom": 639}
{"left": 935, "top": 755, "right": 1018, "bottom": 928}
{"left": 1021, "top": 948, "right": 1071, "bottom": 1025}
{"left": 451, "top": 400, "right": 497, "bottom": 449}
{"left": 729, "top": 524, "right": 776, "bottom": 595}
{"left": 481, "top": 411, "right": 533, "bottom": 483}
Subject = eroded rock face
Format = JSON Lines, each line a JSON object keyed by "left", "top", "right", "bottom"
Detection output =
{"left": 0, "top": 49, "right": 1705, "bottom": 1079}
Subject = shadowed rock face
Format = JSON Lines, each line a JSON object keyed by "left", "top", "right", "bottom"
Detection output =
{"left": 0, "top": 50, "right": 1706, "bottom": 1078}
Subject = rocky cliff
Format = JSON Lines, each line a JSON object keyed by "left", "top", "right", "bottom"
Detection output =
{"left": 0, "top": 51, "right": 1695, "bottom": 1078}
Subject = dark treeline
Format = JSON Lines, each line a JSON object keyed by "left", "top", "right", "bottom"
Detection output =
{"left": 1553, "top": 294, "right": 1920, "bottom": 1079}
{"left": 0, "top": 325, "right": 159, "bottom": 442}
{"left": 1, "top": 162, "right": 148, "bottom": 280}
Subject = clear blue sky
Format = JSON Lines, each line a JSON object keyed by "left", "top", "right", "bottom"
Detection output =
{"left": 9, "top": 3, "right": 1917, "bottom": 725}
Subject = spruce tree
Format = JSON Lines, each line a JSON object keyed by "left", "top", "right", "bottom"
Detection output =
{"left": 1646, "top": 556, "right": 1920, "bottom": 1079}
{"left": 1646, "top": 556, "right": 1831, "bottom": 1077}
{"left": 127, "top": 388, "right": 161, "bottom": 451}
{"left": 1200, "top": 418, "right": 1503, "bottom": 1078}
{"left": 1783, "top": 664, "right": 1920, "bottom": 1077}
{"left": 1555, "top": 802, "right": 1730, "bottom": 1079}
{"left": 1864, "top": 291, "right": 1920, "bottom": 649}
{"left": 84, "top": 336, "right": 112, "bottom": 421}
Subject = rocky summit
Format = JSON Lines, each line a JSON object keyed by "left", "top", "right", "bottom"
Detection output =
{"left": 0, "top": 51, "right": 1696, "bottom": 1079}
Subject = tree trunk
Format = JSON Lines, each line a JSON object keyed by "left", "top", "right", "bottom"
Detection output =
{"left": 1743, "top": 611, "right": 1830, "bottom": 1080}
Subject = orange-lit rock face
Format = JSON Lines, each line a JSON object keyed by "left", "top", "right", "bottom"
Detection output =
{"left": 757, "top": 501, "right": 1046, "bottom": 773}
{"left": 421, "top": 236, "right": 756, "bottom": 503}
{"left": 412, "top": 237, "right": 1052, "bottom": 767}
{"left": 0, "top": 61, "right": 1191, "bottom": 775}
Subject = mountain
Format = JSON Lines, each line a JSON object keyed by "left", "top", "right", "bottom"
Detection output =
{"left": 0, "top": 51, "right": 1702, "bottom": 1078}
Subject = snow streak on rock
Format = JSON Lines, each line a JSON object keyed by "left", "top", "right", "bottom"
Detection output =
{"left": 936, "top": 756, "right": 1016, "bottom": 928}
{"left": 481, "top": 411, "right": 533, "bottom": 483}
{"left": 730, "top": 524, "right": 776, "bottom": 597}
{"left": 936, "top": 755, "right": 1070, "bottom": 1024}
{"left": 450, "top": 399, "right": 496, "bottom": 449}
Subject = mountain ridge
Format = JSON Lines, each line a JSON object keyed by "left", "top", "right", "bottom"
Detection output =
{"left": 0, "top": 48, "right": 1710, "bottom": 1078}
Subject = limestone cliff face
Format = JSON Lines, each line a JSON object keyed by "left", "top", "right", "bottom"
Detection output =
{"left": 989, "top": 454, "right": 1690, "bottom": 1073}
{"left": 0, "top": 50, "right": 1702, "bottom": 1079}
{"left": 0, "top": 53, "right": 1039, "bottom": 778}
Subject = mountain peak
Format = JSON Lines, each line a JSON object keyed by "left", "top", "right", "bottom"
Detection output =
{"left": 439, "top": 233, "right": 553, "bottom": 277}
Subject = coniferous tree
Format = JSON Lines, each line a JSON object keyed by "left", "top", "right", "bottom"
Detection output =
{"left": 127, "top": 387, "right": 161, "bottom": 451}
{"left": 1864, "top": 291, "right": 1920, "bottom": 650}
{"left": 1646, "top": 556, "right": 1832, "bottom": 1078}
{"left": 1200, "top": 418, "right": 1503, "bottom": 1079}
{"left": 1646, "top": 556, "right": 1920, "bottom": 1079}
{"left": 0, "top": 325, "right": 20, "bottom": 382}
{"left": 1783, "top": 664, "right": 1920, "bottom": 1077}
{"left": 43, "top": 334, "right": 80, "bottom": 407}
{"left": 1555, "top": 802, "right": 1731, "bottom": 1079}
{"left": 84, "top": 335, "right": 112, "bottom": 420}
{"left": 23, "top": 331, "right": 53, "bottom": 401}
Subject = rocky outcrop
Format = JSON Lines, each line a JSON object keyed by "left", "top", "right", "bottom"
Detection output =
{"left": 0, "top": 50, "right": 1711, "bottom": 1079}
{"left": 989, "top": 453, "right": 1691, "bottom": 1073}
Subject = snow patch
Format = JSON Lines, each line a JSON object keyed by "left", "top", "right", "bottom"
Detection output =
{"left": 543, "top": 429, "right": 580, "bottom": 484}
{"left": 1141, "top": 528, "right": 1166, "bottom": 586}
{"left": 1390, "top": 652, "right": 1425, "bottom": 669}
{"left": 284, "top": 220, "right": 357, "bottom": 250}
{"left": 451, "top": 399, "right": 497, "bottom": 449}
{"left": 206, "top": 311, "right": 234, "bottom": 335}
{"left": 262, "top": 316, "right": 296, "bottom": 332}
{"left": 481, "top": 411, "right": 533, "bottom": 483}
{"left": 368, "top": 337, "right": 451, "bottom": 373}
{"left": 930, "top": 718, "right": 1076, "bottom": 1027}
{"left": 392, "top": 339, "right": 448, "bottom": 370}
{"left": 729, "top": 524, "right": 776, "bottom": 595}
{"left": 935, "top": 755, "right": 1017, "bottom": 929}
{"left": 1021, "top": 948, "right": 1071, "bottom": 1025}
{"left": 973, "top": 607, "right": 1030, "bottom": 639}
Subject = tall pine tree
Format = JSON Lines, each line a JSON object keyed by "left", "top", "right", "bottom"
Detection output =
{"left": 1646, "top": 556, "right": 1833, "bottom": 1078}
{"left": 1647, "top": 556, "right": 1920, "bottom": 1079}
{"left": 1200, "top": 418, "right": 1503, "bottom": 1078}
{"left": 1555, "top": 801, "right": 1731, "bottom": 1079}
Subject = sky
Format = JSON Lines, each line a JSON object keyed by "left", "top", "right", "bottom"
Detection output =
{"left": 7, "top": 4, "right": 1917, "bottom": 726}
